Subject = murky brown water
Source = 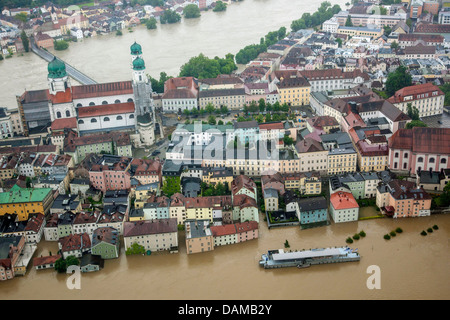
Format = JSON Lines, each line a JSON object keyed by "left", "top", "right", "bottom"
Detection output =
{"left": 1, "top": 214, "right": 449, "bottom": 300}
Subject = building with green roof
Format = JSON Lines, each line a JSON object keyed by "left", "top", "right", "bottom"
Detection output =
{"left": 0, "top": 185, "right": 53, "bottom": 221}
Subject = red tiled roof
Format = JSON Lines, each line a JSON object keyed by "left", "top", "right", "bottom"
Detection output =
{"left": 210, "top": 223, "right": 237, "bottom": 237}
{"left": 414, "top": 23, "right": 450, "bottom": 34}
{"left": 184, "top": 195, "right": 232, "bottom": 209}
{"left": 387, "top": 83, "right": 444, "bottom": 104}
{"left": 389, "top": 127, "right": 450, "bottom": 155}
{"left": 59, "top": 233, "right": 91, "bottom": 252}
{"left": 49, "top": 87, "right": 73, "bottom": 104}
{"left": 123, "top": 219, "right": 178, "bottom": 237}
{"left": 235, "top": 221, "right": 258, "bottom": 233}
{"left": 77, "top": 102, "right": 134, "bottom": 118}
{"left": 51, "top": 117, "right": 77, "bottom": 131}
{"left": 25, "top": 213, "right": 45, "bottom": 233}
{"left": 259, "top": 122, "right": 284, "bottom": 130}
{"left": 33, "top": 254, "right": 61, "bottom": 267}
{"left": 72, "top": 81, "right": 133, "bottom": 99}
{"left": 330, "top": 192, "right": 359, "bottom": 210}
{"left": 398, "top": 33, "right": 443, "bottom": 43}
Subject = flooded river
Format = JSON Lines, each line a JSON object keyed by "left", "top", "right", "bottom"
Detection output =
{"left": 1, "top": 213, "right": 449, "bottom": 300}
{"left": 0, "top": 0, "right": 449, "bottom": 301}
{"left": 0, "top": 0, "right": 350, "bottom": 108}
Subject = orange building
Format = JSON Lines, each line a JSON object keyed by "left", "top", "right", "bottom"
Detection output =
{"left": 376, "top": 180, "right": 432, "bottom": 218}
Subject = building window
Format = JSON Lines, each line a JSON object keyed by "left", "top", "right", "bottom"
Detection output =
{"left": 66, "top": 110, "right": 71, "bottom": 117}
{"left": 418, "top": 157, "right": 424, "bottom": 163}
{"left": 102, "top": 101, "right": 108, "bottom": 105}
{"left": 429, "top": 158, "right": 435, "bottom": 163}
{"left": 129, "top": 114, "right": 135, "bottom": 119}
{"left": 89, "top": 102, "right": 95, "bottom": 106}
{"left": 104, "top": 117, "right": 110, "bottom": 122}
{"left": 116, "top": 116, "right": 123, "bottom": 120}
{"left": 91, "top": 118, "right": 97, "bottom": 123}
{"left": 56, "top": 111, "right": 62, "bottom": 118}
{"left": 441, "top": 158, "right": 447, "bottom": 164}
{"left": 115, "top": 99, "right": 121, "bottom": 104}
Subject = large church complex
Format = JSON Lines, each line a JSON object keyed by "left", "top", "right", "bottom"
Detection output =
{"left": 16, "top": 42, "right": 157, "bottom": 147}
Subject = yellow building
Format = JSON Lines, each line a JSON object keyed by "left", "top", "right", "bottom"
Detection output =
{"left": 283, "top": 172, "right": 321, "bottom": 195}
{"left": 327, "top": 149, "right": 358, "bottom": 175}
{"left": 277, "top": 73, "right": 311, "bottom": 107}
{"left": 0, "top": 185, "right": 53, "bottom": 221}
{"left": 134, "top": 183, "right": 159, "bottom": 209}
{"left": 184, "top": 196, "right": 232, "bottom": 222}
{"left": 201, "top": 167, "right": 234, "bottom": 189}
{"left": 336, "top": 26, "right": 383, "bottom": 38}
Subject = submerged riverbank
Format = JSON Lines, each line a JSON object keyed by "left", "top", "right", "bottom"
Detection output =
{"left": 1, "top": 213, "right": 448, "bottom": 300}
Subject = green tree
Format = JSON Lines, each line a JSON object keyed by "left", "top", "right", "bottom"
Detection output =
{"left": 183, "top": 4, "right": 201, "bottom": 19}
{"left": 205, "top": 103, "right": 216, "bottom": 115}
{"left": 54, "top": 40, "right": 69, "bottom": 51}
{"left": 162, "top": 176, "right": 181, "bottom": 197}
{"left": 14, "top": 12, "right": 27, "bottom": 23}
{"left": 160, "top": 9, "right": 181, "bottom": 24}
{"left": 385, "top": 66, "right": 412, "bottom": 97}
{"left": 20, "top": 30, "right": 29, "bottom": 52}
{"left": 220, "top": 105, "right": 228, "bottom": 114}
{"left": 283, "top": 135, "right": 294, "bottom": 146}
{"left": 54, "top": 258, "right": 67, "bottom": 273}
{"left": 146, "top": 17, "right": 157, "bottom": 29}
{"left": 208, "top": 115, "right": 216, "bottom": 125}
{"left": 406, "top": 120, "right": 428, "bottom": 129}
{"left": 391, "top": 41, "right": 399, "bottom": 49}
{"left": 126, "top": 242, "right": 146, "bottom": 255}
{"left": 406, "top": 103, "right": 420, "bottom": 121}
{"left": 213, "top": 1, "right": 227, "bottom": 12}
{"left": 66, "top": 255, "right": 80, "bottom": 268}
{"left": 345, "top": 15, "right": 353, "bottom": 26}
{"left": 179, "top": 53, "right": 237, "bottom": 79}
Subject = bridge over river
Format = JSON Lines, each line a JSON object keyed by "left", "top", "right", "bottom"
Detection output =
{"left": 30, "top": 38, "right": 97, "bottom": 85}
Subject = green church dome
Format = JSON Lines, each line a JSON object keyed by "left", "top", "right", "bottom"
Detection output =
{"left": 130, "top": 41, "right": 142, "bottom": 55}
{"left": 133, "top": 57, "right": 146, "bottom": 71}
{"left": 48, "top": 57, "right": 67, "bottom": 78}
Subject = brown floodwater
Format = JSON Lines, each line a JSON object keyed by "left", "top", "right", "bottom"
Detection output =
{"left": 1, "top": 213, "right": 449, "bottom": 300}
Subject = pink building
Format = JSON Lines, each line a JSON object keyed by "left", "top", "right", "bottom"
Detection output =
{"left": 0, "top": 236, "right": 25, "bottom": 281}
{"left": 235, "top": 221, "right": 259, "bottom": 243}
{"left": 89, "top": 155, "right": 133, "bottom": 192}
{"left": 388, "top": 127, "right": 450, "bottom": 175}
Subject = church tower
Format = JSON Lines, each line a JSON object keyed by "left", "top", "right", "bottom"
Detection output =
{"left": 130, "top": 42, "right": 157, "bottom": 147}
{"left": 47, "top": 57, "right": 75, "bottom": 122}
{"left": 48, "top": 57, "right": 71, "bottom": 95}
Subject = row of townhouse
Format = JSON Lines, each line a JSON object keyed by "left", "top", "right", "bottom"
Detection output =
{"left": 0, "top": 151, "right": 73, "bottom": 180}
{"left": 85, "top": 154, "right": 162, "bottom": 193}
{"left": 43, "top": 205, "right": 126, "bottom": 242}
{"left": 160, "top": 76, "right": 279, "bottom": 113}
{"left": 56, "top": 226, "right": 120, "bottom": 260}
{"left": 0, "top": 212, "right": 47, "bottom": 281}
{"left": 186, "top": 219, "right": 259, "bottom": 254}
{"left": 329, "top": 171, "right": 392, "bottom": 200}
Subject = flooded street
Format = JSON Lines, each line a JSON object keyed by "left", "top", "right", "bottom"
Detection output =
{"left": 1, "top": 214, "right": 449, "bottom": 300}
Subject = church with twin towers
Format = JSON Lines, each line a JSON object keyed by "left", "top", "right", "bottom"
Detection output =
{"left": 17, "top": 41, "right": 158, "bottom": 147}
